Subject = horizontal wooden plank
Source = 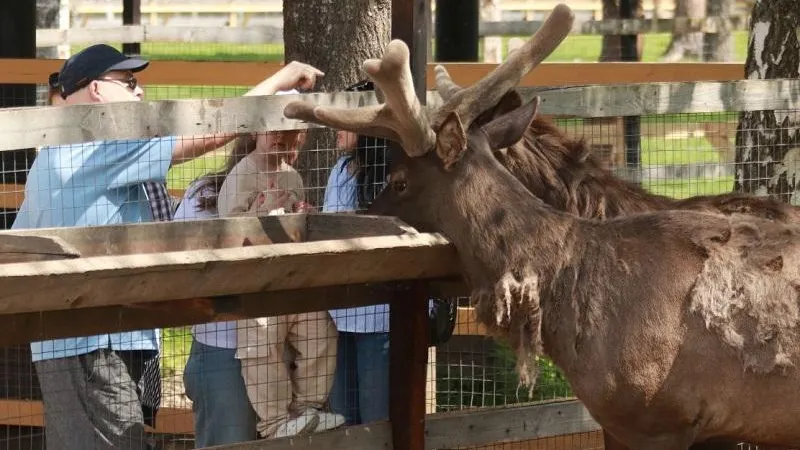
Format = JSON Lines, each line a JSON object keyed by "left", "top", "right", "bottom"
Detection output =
{"left": 529, "top": 79, "right": 800, "bottom": 118}
{"left": 425, "top": 401, "right": 600, "bottom": 449}
{"left": 2, "top": 214, "right": 416, "bottom": 257}
{"left": 0, "top": 398, "right": 596, "bottom": 447}
{"left": 1, "top": 77, "right": 792, "bottom": 151}
{"left": 0, "top": 230, "right": 458, "bottom": 316}
{"left": 0, "top": 399, "right": 193, "bottom": 434}
{"left": 0, "top": 58, "right": 744, "bottom": 87}
{"left": 0, "top": 284, "right": 429, "bottom": 346}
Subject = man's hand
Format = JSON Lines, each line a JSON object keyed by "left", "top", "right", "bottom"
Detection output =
{"left": 272, "top": 61, "right": 325, "bottom": 92}
{"left": 246, "top": 61, "right": 325, "bottom": 97}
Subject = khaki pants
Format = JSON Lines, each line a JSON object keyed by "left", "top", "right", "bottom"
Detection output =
{"left": 239, "top": 311, "right": 338, "bottom": 437}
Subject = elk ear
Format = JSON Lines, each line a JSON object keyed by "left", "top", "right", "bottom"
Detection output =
{"left": 435, "top": 111, "right": 467, "bottom": 171}
{"left": 481, "top": 96, "right": 540, "bottom": 151}
{"left": 474, "top": 90, "right": 524, "bottom": 126}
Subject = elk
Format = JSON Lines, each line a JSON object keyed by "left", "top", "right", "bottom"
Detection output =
{"left": 284, "top": 4, "right": 800, "bottom": 449}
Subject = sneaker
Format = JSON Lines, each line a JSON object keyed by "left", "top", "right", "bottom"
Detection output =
{"left": 272, "top": 410, "right": 320, "bottom": 439}
{"left": 313, "top": 411, "right": 346, "bottom": 432}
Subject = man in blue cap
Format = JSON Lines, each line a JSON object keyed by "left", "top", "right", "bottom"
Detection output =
{"left": 15, "top": 43, "right": 323, "bottom": 449}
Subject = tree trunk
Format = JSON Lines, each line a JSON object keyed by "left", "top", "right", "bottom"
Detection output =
{"left": 661, "top": 0, "right": 706, "bottom": 62}
{"left": 734, "top": 0, "right": 800, "bottom": 203}
{"left": 481, "top": 0, "right": 502, "bottom": 63}
{"left": 283, "top": 0, "right": 391, "bottom": 207}
{"left": 36, "top": 0, "right": 60, "bottom": 58}
{"left": 702, "top": 0, "right": 733, "bottom": 61}
{"left": 599, "top": 0, "right": 643, "bottom": 62}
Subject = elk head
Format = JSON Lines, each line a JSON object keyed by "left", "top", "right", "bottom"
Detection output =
{"left": 284, "top": 4, "right": 575, "bottom": 234}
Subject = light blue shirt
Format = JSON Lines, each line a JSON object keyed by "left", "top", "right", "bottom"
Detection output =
{"left": 13, "top": 136, "right": 177, "bottom": 362}
{"left": 322, "top": 156, "right": 390, "bottom": 334}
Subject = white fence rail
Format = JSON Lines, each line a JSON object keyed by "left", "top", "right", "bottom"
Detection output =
{"left": 0, "top": 79, "right": 796, "bottom": 152}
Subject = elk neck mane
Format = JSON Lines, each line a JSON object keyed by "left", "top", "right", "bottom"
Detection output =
{"left": 498, "top": 117, "right": 800, "bottom": 223}
{"left": 494, "top": 117, "right": 675, "bottom": 219}
{"left": 445, "top": 143, "right": 581, "bottom": 389}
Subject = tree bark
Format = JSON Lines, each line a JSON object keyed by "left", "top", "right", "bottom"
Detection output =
{"left": 36, "top": 0, "right": 61, "bottom": 58}
{"left": 734, "top": 0, "right": 800, "bottom": 203}
{"left": 661, "top": 0, "right": 706, "bottom": 62}
{"left": 481, "top": 0, "right": 502, "bottom": 63}
{"left": 599, "top": 0, "right": 643, "bottom": 62}
{"left": 702, "top": 0, "right": 733, "bottom": 62}
{"left": 283, "top": 0, "right": 391, "bottom": 207}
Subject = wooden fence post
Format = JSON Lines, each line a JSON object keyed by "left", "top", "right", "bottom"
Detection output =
{"left": 390, "top": 281, "right": 430, "bottom": 450}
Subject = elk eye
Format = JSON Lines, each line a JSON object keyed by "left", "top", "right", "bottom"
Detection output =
{"left": 392, "top": 180, "right": 408, "bottom": 193}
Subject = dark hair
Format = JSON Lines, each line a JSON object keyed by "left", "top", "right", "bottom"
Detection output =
{"left": 341, "top": 80, "right": 389, "bottom": 210}
{"left": 195, "top": 134, "right": 257, "bottom": 211}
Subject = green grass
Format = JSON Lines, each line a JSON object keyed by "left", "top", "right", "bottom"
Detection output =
{"left": 641, "top": 136, "right": 722, "bottom": 165}
{"left": 161, "top": 327, "right": 193, "bottom": 377}
{"left": 642, "top": 176, "right": 735, "bottom": 199}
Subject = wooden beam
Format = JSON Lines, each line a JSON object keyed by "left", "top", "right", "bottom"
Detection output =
{"left": 0, "top": 231, "right": 458, "bottom": 316}
{"left": 0, "top": 58, "right": 745, "bottom": 86}
{"left": 425, "top": 401, "right": 600, "bottom": 449}
{"left": 0, "top": 398, "right": 600, "bottom": 447}
{"left": 2, "top": 214, "right": 416, "bottom": 257}
{"left": 0, "top": 284, "right": 425, "bottom": 346}
{"left": 389, "top": 281, "right": 429, "bottom": 450}
{"left": 0, "top": 78, "right": 792, "bottom": 151}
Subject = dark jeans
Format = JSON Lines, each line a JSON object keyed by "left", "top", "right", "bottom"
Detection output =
{"left": 329, "top": 331, "right": 390, "bottom": 425}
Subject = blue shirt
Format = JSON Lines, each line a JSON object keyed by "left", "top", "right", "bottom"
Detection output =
{"left": 322, "top": 156, "right": 390, "bottom": 334}
{"left": 13, "top": 136, "right": 176, "bottom": 362}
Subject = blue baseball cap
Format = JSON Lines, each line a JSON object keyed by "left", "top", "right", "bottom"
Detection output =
{"left": 51, "top": 44, "right": 149, "bottom": 98}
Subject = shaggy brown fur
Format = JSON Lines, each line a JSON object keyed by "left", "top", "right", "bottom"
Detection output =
{"left": 496, "top": 117, "right": 800, "bottom": 222}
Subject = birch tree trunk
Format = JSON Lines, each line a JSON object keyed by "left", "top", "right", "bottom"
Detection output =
{"left": 661, "top": 0, "right": 705, "bottom": 62}
{"left": 599, "top": 0, "right": 643, "bottom": 62}
{"left": 702, "top": 0, "right": 732, "bottom": 62}
{"left": 36, "top": 0, "right": 60, "bottom": 58}
{"left": 283, "top": 0, "right": 391, "bottom": 206}
{"left": 734, "top": 0, "right": 800, "bottom": 203}
{"left": 481, "top": 0, "right": 502, "bottom": 63}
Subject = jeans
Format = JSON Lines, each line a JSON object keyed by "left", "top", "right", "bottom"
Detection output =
{"left": 183, "top": 340, "right": 258, "bottom": 446}
{"left": 329, "top": 332, "right": 390, "bottom": 425}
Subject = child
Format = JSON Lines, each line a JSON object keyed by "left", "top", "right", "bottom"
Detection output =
{"left": 217, "top": 124, "right": 344, "bottom": 439}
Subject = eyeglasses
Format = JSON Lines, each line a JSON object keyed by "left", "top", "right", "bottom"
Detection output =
{"left": 97, "top": 76, "right": 138, "bottom": 91}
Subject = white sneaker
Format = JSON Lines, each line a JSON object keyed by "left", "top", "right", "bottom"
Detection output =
{"left": 272, "top": 410, "right": 320, "bottom": 439}
{"left": 313, "top": 411, "right": 346, "bottom": 432}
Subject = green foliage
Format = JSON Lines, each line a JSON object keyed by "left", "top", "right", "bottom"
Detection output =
{"left": 160, "top": 326, "right": 193, "bottom": 377}
{"left": 436, "top": 340, "right": 572, "bottom": 411}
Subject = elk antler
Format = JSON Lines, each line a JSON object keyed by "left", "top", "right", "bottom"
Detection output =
{"left": 432, "top": 4, "right": 574, "bottom": 130}
{"left": 434, "top": 65, "right": 463, "bottom": 102}
{"left": 284, "top": 40, "right": 436, "bottom": 157}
